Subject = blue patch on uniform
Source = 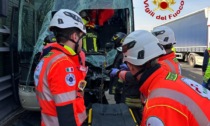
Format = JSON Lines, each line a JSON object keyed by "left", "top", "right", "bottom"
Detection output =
{"left": 34, "top": 60, "right": 44, "bottom": 86}
{"left": 65, "top": 73, "right": 76, "bottom": 86}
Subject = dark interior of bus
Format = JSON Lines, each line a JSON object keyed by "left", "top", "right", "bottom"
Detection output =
{"left": 80, "top": 8, "right": 129, "bottom": 51}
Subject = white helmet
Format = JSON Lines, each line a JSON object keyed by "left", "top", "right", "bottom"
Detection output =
{"left": 152, "top": 26, "right": 176, "bottom": 45}
{"left": 122, "top": 30, "right": 166, "bottom": 66}
{"left": 49, "top": 9, "right": 86, "bottom": 34}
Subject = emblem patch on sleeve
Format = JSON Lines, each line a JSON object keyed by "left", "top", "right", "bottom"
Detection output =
{"left": 165, "top": 72, "right": 178, "bottom": 81}
{"left": 146, "top": 116, "right": 164, "bottom": 126}
{"left": 181, "top": 77, "right": 210, "bottom": 100}
{"left": 65, "top": 73, "right": 76, "bottom": 86}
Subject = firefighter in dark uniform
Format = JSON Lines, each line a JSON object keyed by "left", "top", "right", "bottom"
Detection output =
{"left": 109, "top": 32, "right": 126, "bottom": 103}
{"left": 33, "top": 34, "right": 56, "bottom": 70}
{"left": 82, "top": 25, "right": 99, "bottom": 52}
{"left": 110, "top": 34, "right": 143, "bottom": 123}
{"left": 81, "top": 10, "right": 100, "bottom": 52}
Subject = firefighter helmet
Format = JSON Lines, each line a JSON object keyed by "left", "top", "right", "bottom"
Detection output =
{"left": 111, "top": 32, "right": 126, "bottom": 48}
{"left": 122, "top": 30, "right": 166, "bottom": 65}
{"left": 49, "top": 9, "right": 86, "bottom": 34}
{"left": 152, "top": 26, "right": 176, "bottom": 45}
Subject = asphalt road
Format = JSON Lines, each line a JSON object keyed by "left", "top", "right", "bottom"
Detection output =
{"left": 180, "top": 61, "right": 203, "bottom": 84}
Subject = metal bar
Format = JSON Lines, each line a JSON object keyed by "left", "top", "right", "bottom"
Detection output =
{"left": 0, "top": 27, "right": 10, "bottom": 34}
{"left": 0, "top": 75, "right": 11, "bottom": 83}
{"left": 0, "top": 47, "right": 10, "bottom": 52}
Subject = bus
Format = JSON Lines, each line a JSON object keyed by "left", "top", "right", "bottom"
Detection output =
{"left": 17, "top": 0, "right": 135, "bottom": 111}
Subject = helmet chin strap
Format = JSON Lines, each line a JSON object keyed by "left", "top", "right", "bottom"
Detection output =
{"left": 68, "top": 38, "right": 79, "bottom": 53}
{"left": 68, "top": 34, "right": 85, "bottom": 65}
{"left": 133, "top": 59, "right": 156, "bottom": 79}
{"left": 133, "top": 67, "right": 145, "bottom": 79}
{"left": 67, "top": 34, "right": 84, "bottom": 54}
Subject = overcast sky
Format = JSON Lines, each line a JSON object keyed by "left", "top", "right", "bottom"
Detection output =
{"left": 133, "top": 0, "right": 210, "bottom": 30}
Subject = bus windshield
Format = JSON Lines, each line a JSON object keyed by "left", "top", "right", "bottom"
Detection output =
{"left": 18, "top": 0, "right": 134, "bottom": 86}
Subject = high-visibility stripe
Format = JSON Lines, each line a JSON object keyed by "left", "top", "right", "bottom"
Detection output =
{"left": 38, "top": 51, "right": 87, "bottom": 125}
{"left": 78, "top": 110, "right": 87, "bottom": 124}
{"left": 83, "top": 38, "right": 87, "bottom": 51}
{"left": 36, "top": 91, "right": 52, "bottom": 101}
{"left": 148, "top": 88, "right": 209, "bottom": 126}
{"left": 63, "top": 45, "right": 76, "bottom": 55}
{"left": 42, "top": 113, "right": 59, "bottom": 126}
{"left": 37, "top": 53, "right": 66, "bottom": 102}
{"left": 82, "top": 18, "right": 88, "bottom": 25}
{"left": 164, "top": 60, "right": 176, "bottom": 73}
{"left": 45, "top": 54, "right": 66, "bottom": 100}
{"left": 93, "top": 38, "right": 97, "bottom": 52}
{"left": 53, "top": 91, "right": 77, "bottom": 104}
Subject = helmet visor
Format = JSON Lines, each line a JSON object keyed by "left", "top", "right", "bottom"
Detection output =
{"left": 122, "top": 41, "right": 136, "bottom": 53}
{"left": 152, "top": 30, "right": 165, "bottom": 36}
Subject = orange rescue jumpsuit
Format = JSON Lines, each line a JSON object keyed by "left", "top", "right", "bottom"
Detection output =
{"left": 34, "top": 43, "right": 87, "bottom": 126}
{"left": 140, "top": 66, "right": 210, "bottom": 126}
{"left": 158, "top": 52, "right": 181, "bottom": 74}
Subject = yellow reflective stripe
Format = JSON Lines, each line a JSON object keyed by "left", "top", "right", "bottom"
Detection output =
{"left": 83, "top": 38, "right": 87, "bottom": 51}
{"left": 129, "top": 109, "right": 138, "bottom": 126}
{"left": 53, "top": 90, "right": 77, "bottom": 104}
{"left": 148, "top": 88, "right": 209, "bottom": 126}
{"left": 93, "top": 38, "right": 97, "bottom": 52}
{"left": 78, "top": 110, "right": 87, "bottom": 124}
{"left": 171, "top": 47, "right": 176, "bottom": 53}
{"left": 64, "top": 45, "right": 76, "bottom": 55}
{"left": 125, "top": 98, "right": 141, "bottom": 103}
{"left": 126, "top": 102, "right": 142, "bottom": 108}
{"left": 52, "top": 38, "right": 56, "bottom": 41}
{"left": 118, "top": 79, "right": 123, "bottom": 83}
{"left": 113, "top": 36, "right": 118, "bottom": 40}
{"left": 88, "top": 109, "right": 92, "bottom": 125}
{"left": 42, "top": 113, "right": 59, "bottom": 126}
{"left": 82, "top": 18, "right": 88, "bottom": 25}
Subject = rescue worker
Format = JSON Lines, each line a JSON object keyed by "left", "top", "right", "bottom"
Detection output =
{"left": 110, "top": 66, "right": 143, "bottom": 124}
{"left": 34, "top": 9, "right": 87, "bottom": 126}
{"left": 79, "top": 10, "right": 90, "bottom": 25}
{"left": 82, "top": 21, "right": 99, "bottom": 52}
{"left": 109, "top": 32, "right": 126, "bottom": 103}
{"left": 33, "top": 34, "right": 57, "bottom": 70}
{"left": 110, "top": 33, "right": 143, "bottom": 124}
{"left": 40, "top": 34, "right": 57, "bottom": 59}
{"left": 202, "top": 48, "right": 210, "bottom": 89}
{"left": 152, "top": 26, "right": 181, "bottom": 74}
{"left": 43, "top": 34, "right": 57, "bottom": 46}
{"left": 121, "top": 30, "right": 210, "bottom": 125}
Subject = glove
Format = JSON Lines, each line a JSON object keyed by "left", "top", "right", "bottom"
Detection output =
{"left": 110, "top": 68, "right": 120, "bottom": 77}
{"left": 120, "top": 63, "right": 129, "bottom": 71}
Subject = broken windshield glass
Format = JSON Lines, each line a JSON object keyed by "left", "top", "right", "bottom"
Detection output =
{"left": 19, "top": 0, "right": 132, "bottom": 85}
